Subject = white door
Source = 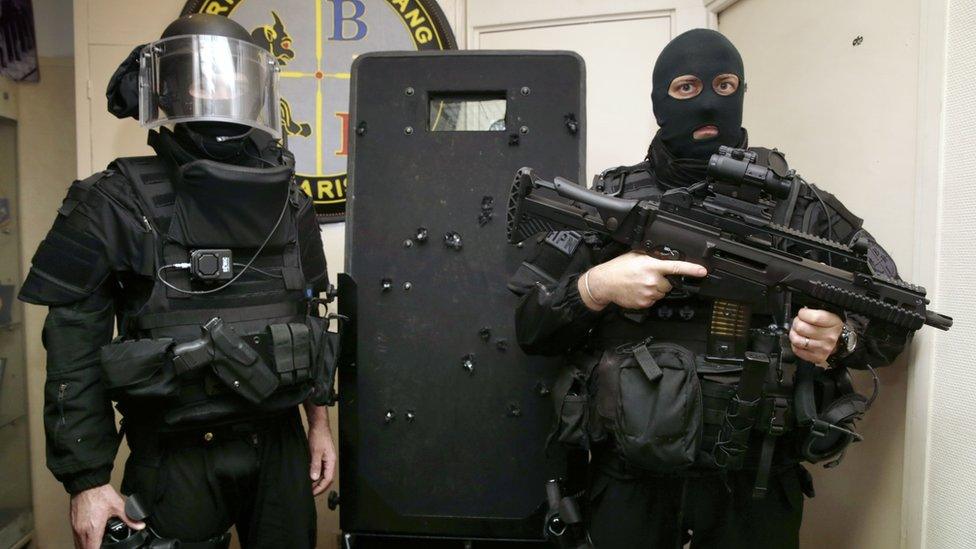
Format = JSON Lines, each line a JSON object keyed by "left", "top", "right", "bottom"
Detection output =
{"left": 465, "top": 0, "right": 718, "bottom": 184}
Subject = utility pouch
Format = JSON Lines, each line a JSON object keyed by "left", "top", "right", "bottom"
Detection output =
{"left": 712, "top": 352, "right": 770, "bottom": 470}
{"left": 548, "top": 349, "right": 601, "bottom": 449}
{"left": 267, "top": 322, "right": 312, "bottom": 386}
{"left": 208, "top": 318, "right": 279, "bottom": 404}
{"left": 306, "top": 314, "right": 339, "bottom": 406}
{"left": 100, "top": 338, "right": 179, "bottom": 400}
{"left": 596, "top": 340, "right": 702, "bottom": 472}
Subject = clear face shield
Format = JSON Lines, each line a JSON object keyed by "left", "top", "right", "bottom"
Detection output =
{"left": 139, "top": 34, "right": 281, "bottom": 139}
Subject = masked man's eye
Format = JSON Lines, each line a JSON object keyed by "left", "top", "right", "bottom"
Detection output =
{"left": 712, "top": 74, "right": 740, "bottom": 96}
{"left": 668, "top": 75, "right": 703, "bottom": 100}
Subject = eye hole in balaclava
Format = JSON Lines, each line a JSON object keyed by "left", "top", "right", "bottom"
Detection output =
{"left": 651, "top": 29, "right": 746, "bottom": 161}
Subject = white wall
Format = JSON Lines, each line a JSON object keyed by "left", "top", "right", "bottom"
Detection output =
{"left": 923, "top": 0, "right": 976, "bottom": 547}
{"left": 719, "top": 1, "right": 921, "bottom": 548}
{"left": 33, "top": 0, "right": 75, "bottom": 58}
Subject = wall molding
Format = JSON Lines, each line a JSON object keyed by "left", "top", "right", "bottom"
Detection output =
{"left": 704, "top": 0, "right": 741, "bottom": 28}
{"left": 468, "top": 9, "right": 675, "bottom": 49}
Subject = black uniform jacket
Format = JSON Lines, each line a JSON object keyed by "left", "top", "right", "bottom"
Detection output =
{"left": 18, "top": 134, "right": 328, "bottom": 494}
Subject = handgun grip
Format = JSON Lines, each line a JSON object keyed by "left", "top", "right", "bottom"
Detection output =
{"left": 172, "top": 337, "right": 213, "bottom": 376}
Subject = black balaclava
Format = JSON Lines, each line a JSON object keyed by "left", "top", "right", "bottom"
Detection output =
{"left": 651, "top": 29, "right": 746, "bottom": 162}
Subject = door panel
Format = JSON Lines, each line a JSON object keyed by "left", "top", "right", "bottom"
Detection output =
{"left": 468, "top": 0, "right": 711, "bottom": 184}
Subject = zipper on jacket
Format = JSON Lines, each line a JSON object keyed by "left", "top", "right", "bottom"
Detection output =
{"left": 56, "top": 382, "right": 68, "bottom": 448}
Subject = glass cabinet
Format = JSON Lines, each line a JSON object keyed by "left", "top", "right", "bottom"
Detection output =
{"left": 0, "top": 116, "right": 33, "bottom": 548}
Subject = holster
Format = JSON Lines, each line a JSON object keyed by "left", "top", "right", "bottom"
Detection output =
{"left": 544, "top": 479, "right": 594, "bottom": 549}
{"left": 204, "top": 318, "right": 280, "bottom": 404}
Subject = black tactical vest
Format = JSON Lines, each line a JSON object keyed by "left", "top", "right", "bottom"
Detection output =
{"left": 93, "top": 153, "right": 335, "bottom": 427}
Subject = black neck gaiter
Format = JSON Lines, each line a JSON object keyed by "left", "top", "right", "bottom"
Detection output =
{"left": 651, "top": 29, "right": 746, "bottom": 161}
{"left": 646, "top": 128, "right": 748, "bottom": 188}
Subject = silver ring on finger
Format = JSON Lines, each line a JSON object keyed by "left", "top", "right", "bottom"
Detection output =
{"left": 803, "top": 336, "right": 810, "bottom": 350}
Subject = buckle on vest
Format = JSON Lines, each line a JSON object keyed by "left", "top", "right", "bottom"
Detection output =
{"left": 768, "top": 397, "right": 789, "bottom": 435}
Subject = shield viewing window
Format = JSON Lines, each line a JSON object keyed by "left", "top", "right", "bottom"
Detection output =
{"left": 428, "top": 92, "right": 507, "bottom": 131}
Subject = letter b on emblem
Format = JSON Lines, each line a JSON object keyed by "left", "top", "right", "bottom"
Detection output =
{"left": 330, "top": 0, "right": 368, "bottom": 41}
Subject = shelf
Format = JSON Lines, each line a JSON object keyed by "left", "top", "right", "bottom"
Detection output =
{"left": 0, "top": 414, "right": 24, "bottom": 430}
{"left": 0, "top": 508, "right": 32, "bottom": 549}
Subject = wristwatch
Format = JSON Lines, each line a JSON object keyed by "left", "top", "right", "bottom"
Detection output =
{"left": 829, "top": 323, "right": 858, "bottom": 366}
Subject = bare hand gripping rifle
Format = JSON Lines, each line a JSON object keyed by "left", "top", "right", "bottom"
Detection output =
{"left": 507, "top": 146, "right": 952, "bottom": 335}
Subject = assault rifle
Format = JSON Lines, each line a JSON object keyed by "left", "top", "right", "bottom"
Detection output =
{"left": 506, "top": 146, "right": 952, "bottom": 334}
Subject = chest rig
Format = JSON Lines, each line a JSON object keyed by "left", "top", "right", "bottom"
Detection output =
{"left": 581, "top": 150, "right": 871, "bottom": 496}
{"left": 96, "top": 149, "right": 332, "bottom": 427}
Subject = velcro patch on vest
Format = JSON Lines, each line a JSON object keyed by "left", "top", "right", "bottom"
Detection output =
{"left": 544, "top": 230, "right": 583, "bottom": 257}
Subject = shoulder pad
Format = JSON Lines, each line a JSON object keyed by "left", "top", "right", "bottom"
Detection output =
{"left": 799, "top": 181, "right": 864, "bottom": 237}
{"left": 850, "top": 229, "right": 899, "bottom": 279}
{"left": 19, "top": 174, "right": 115, "bottom": 306}
{"left": 595, "top": 161, "right": 654, "bottom": 196}
{"left": 111, "top": 156, "right": 175, "bottom": 231}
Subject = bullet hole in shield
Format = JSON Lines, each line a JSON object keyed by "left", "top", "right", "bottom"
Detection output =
{"left": 384, "top": 409, "right": 396, "bottom": 424}
{"left": 415, "top": 227, "right": 429, "bottom": 243}
{"left": 444, "top": 231, "right": 463, "bottom": 251}
{"left": 479, "top": 327, "right": 492, "bottom": 342}
{"left": 479, "top": 196, "right": 495, "bottom": 226}
{"left": 495, "top": 338, "right": 508, "bottom": 352}
{"left": 508, "top": 401, "right": 522, "bottom": 418}
{"left": 462, "top": 353, "right": 476, "bottom": 374}
{"left": 381, "top": 278, "right": 393, "bottom": 292}
{"left": 565, "top": 113, "right": 579, "bottom": 134}
{"left": 536, "top": 382, "right": 551, "bottom": 397}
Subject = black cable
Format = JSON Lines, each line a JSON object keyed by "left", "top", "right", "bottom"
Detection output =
{"left": 233, "top": 262, "right": 283, "bottom": 279}
{"left": 808, "top": 183, "right": 835, "bottom": 266}
{"left": 156, "top": 186, "right": 290, "bottom": 295}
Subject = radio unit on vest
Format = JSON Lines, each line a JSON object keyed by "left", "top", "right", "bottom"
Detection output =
{"left": 190, "top": 249, "right": 233, "bottom": 281}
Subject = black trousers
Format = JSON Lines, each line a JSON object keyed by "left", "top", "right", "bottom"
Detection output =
{"left": 120, "top": 408, "right": 316, "bottom": 548}
{"left": 587, "top": 460, "right": 810, "bottom": 549}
